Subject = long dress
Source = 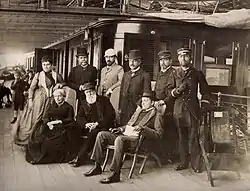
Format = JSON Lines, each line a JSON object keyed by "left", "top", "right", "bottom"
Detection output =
{"left": 26, "top": 101, "right": 81, "bottom": 164}
{"left": 13, "top": 71, "right": 64, "bottom": 145}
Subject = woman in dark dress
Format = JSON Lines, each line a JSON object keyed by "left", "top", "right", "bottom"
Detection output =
{"left": 26, "top": 88, "right": 81, "bottom": 164}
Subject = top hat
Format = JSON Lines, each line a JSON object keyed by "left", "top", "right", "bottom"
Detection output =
{"left": 141, "top": 92, "right": 156, "bottom": 101}
{"left": 177, "top": 48, "right": 191, "bottom": 55}
{"left": 82, "top": 82, "right": 95, "bottom": 92}
{"left": 158, "top": 50, "right": 172, "bottom": 60}
{"left": 76, "top": 47, "right": 88, "bottom": 57}
{"left": 128, "top": 50, "right": 141, "bottom": 60}
{"left": 104, "top": 48, "right": 116, "bottom": 57}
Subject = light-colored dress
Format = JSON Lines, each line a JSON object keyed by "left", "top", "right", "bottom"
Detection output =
{"left": 13, "top": 71, "right": 63, "bottom": 145}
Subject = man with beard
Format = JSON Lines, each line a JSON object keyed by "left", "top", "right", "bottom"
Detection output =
{"left": 98, "top": 48, "right": 124, "bottom": 97}
{"left": 69, "top": 83, "right": 116, "bottom": 167}
{"left": 154, "top": 50, "right": 177, "bottom": 162}
{"left": 119, "top": 49, "right": 151, "bottom": 126}
{"left": 165, "top": 47, "right": 210, "bottom": 173}
{"left": 68, "top": 47, "right": 97, "bottom": 106}
{"left": 83, "top": 92, "right": 164, "bottom": 184}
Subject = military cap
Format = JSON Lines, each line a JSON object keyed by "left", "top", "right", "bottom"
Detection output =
{"left": 82, "top": 82, "right": 95, "bottom": 92}
{"left": 76, "top": 47, "right": 88, "bottom": 57}
{"left": 128, "top": 49, "right": 141, "bottom": 59}
{"left": 177, "top": 48, "right": 191, "bottom": 55}
{"left": 158, "top": 50, "right": 172, "bottom": 60}
{"left": 104, "top": 48, "right": 116, "bottom": 57}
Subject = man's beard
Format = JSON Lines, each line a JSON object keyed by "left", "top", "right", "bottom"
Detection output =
{"left": 86, "top": 94, "right": 97, "bottom": 104}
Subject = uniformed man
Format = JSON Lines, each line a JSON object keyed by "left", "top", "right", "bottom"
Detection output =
{"left": 119, "top": 49, "right": 152, "bottom": 126}
{"left": 154, "top": 50, "right": 177, "bottom": 162}
{"left": 165, "top": 47, "right": 210, "bottom": 173}
{"left": 98, "top": 48, "right": 124, "bottom": 97}
{"left": 67, "top": 47, "right": 97, "bottom": 106}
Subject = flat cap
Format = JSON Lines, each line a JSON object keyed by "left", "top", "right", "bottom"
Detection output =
{"left": 158, "top": 50, "right": 171, "bottom": 60}
{"left": 82, "top": 82, "right": 95, "bottom": 92}
{"left": 177, "top": 48, "right": 191, "bottom": 55}
{"left": 104, "top": 48, "right": 116, "bottom": 57}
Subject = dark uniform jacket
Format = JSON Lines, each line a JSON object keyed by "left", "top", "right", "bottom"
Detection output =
{"left": 76, "top": 95, "right": 116, "bottom": 131}
{"left": 119, "top": 68, "right": 151, "bottom": 125}
{"left": 154, "top": 67, "right": 175, "bottom": 114}
{"left": 166, "top": 67, "right": 210, "bottom": 121}
{"left": 68, "top": 65, "right": 97, "bottom": 99}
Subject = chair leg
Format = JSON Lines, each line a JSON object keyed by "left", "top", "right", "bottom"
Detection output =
{"left": 102, "top": 148, "right": 110, "bottom": 172}
{"left": 122, "top": 153, "right": 127, "bottom": 164}
{"left": 128, "top": 154, "right": 137, "bottom": 179}
{"left": 139, "top": 156, "right": 148, "bottom": 174}
{"left": 200, "top": 141, "right": 214, "bottom": 187}
{"left": 151, "top": 152, "right": 162, "bottom": 168}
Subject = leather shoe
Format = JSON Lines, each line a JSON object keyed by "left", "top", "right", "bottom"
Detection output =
{"left": 69, "top": 157, "right": 81, "bottom": 167}
{"left": 100, "top": 173, "right": 120, "bottom": 184}
{"left": 10, "top": 117, "right": 17, "bottom": 124}
{"left": 175, "top": 164, "right": 189, "bottom": 171}
{"left": 84, "top": 166, "right": 102, "bottom": 177}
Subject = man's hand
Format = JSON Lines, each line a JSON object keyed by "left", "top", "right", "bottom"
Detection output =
{"left": 109, "top": 128, "right": 122, "bottom": 134}
{"left": 47, "top": 122, "right": 54, "bottom": 130}
{"left": 134, "top": 125, "right": 144, "bottom": 132}
{"left": 85, "top": 122, "right": 98, "bottom": 132}
{"left": 177, "top": 83, "right": 187, "bottom": 93}
{"left": 79, "top": 85, "right": 84, "bottom": 91}
{"left": 105, "top": 88, "right": 113, "bottom": 97}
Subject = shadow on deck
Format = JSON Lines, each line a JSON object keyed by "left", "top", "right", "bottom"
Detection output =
{"left": 1, "top": 107, "right": 250, "bottom": 191}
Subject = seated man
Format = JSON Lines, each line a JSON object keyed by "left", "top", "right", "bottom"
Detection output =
{"left": 69, "top": 83, "right": 116, "bottom": 167}
{"left": 83, "top": 92, "right": 164, "bottom": 184}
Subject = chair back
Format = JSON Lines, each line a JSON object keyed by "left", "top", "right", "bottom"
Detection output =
{"left": 63, "top": 86, "right": 77, "bottom": 115}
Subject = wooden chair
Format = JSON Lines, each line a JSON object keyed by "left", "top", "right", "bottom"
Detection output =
{"left": 200, "top": 106, "right": 248, "bottom": 187}
{"left": 102, "top": 134, "right": 162, "bottom": 178}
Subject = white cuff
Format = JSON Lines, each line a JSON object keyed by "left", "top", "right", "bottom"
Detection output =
{"left": 201, "top": 100, "right": 210, "bottom": 104}
{"left": 171, "top": 88, "right": 177, "bottom": 97}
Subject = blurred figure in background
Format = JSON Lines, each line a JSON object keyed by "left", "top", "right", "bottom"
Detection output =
{"left": 10, "top": 70, "right": 29, "bottom": 124}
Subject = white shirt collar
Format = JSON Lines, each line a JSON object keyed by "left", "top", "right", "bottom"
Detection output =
{"left": 131, "top": 67, "right": 140, "bottom": 73}
{"left": 161, "top": 66, "right": 171, "bottom": 73}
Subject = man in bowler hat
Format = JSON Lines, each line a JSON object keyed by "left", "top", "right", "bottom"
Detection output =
{"left": 118, "top": 49, "right": 151, "bottom": 125}
{"left": 83, "top": 91, "right": 164, "bottom": 184}
{"left": 154, "top": 50, "right": 177, "bottom": 162}
{"left": 165, "top": 47, "right": 210, "bottom": 173}
{"left": 68, "top": 47, "right": 97, "bottom": 106}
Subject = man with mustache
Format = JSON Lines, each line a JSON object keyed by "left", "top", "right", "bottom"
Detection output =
{"left": 98, "top": 48, "right": 124, "bottom": 97}
{"left": 68, "top": 47, "right": 97, "bottom": 107}
{"left": 118, "top": 49, "right": 152, "bottom": 126}
{"left": 165, "top": 47, "right": 210, "bottom": 173}
{"left": 69, "top": 83, "right": 116, "bottom": 167}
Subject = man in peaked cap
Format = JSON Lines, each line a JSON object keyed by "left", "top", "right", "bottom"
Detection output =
{"left": 165, "top": 47, "right": 210, "bottom": 173}
{"left": 154, "top": 50, "right": 178, "bottom": 163}
{"left": 68, "top": 47, "right": 97, "bottom": 107}
{"left": 69, "top": 82, "right": 116, "bottom": 167}
{"left": 83, "top": 91, "right": 164, "bottom": 184}
{"left": 118, "top": 49, "right": 152, "bottom": 126}
{"left": 98, "top": 48, "right": 124, "bottom": 97}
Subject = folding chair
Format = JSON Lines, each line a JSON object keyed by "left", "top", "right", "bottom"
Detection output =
{"left": 200, "top": 106, "right": 248, "bottom": 187}
{"left": 102, "top": 134, "right": 162, "bottom": 178}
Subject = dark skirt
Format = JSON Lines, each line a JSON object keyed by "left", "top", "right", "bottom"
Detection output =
{"left": 26, "top": 120, "right": 81, "bottom": 164}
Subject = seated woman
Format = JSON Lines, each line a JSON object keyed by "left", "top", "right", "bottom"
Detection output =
{"left": 26, "top": 88, "right": 81, "bottom": 164}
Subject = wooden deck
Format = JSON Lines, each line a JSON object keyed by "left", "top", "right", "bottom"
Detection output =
{"left": 1, "top": 106, "right": 250, "bottom": 191}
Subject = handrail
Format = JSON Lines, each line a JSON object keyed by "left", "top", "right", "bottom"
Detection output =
{"left": 212, "top": 92, "right": 250, "bottom": 100}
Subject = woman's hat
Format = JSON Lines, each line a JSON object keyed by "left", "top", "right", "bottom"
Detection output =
{"left": 76, "top": 47, "right": 88, "bottom": 57}
{"left": 82, "top": 82, "right": 95, "bottom": 92}
{"left": 128, "top": 49, "right": 141, "bottom": 60}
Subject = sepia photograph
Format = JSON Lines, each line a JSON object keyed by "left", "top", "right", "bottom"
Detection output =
{"left": 0, "top": 0, "right": 250, "bottom": 190}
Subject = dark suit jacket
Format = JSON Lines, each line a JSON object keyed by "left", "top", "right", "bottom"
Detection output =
{"left": 154, "top": 67, "right": 175, "bottom": 114}
{"left": 119, "top": 68, "right": 152, "bottom": 125}
{"left": 67, "top": 65, "right": 97, "bottom": 98}
{"left": 76, "top": 95, "right": 116, "bottom": 131}
{"left": 11, "top": 79, "right": 29, "bottom": 102}
{"left": 166, "top": 67, "right": 210, "bottom": 120}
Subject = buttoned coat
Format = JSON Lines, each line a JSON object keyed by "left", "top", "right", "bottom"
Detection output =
{"left": 119, "top": 68, "right": 151, "bottom": 125}
{"left": 166, "top": 66, "right": 210, "bottom": 121}
{"left": 154, "top": 67, "right": 175, "bottom": 114}
{"left": 98, "top": 64, "right": 124, "bottom": 95}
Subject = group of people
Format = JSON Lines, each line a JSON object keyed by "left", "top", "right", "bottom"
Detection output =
{"left": 11, "top": 46, "right": 211, "bottom": 184}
